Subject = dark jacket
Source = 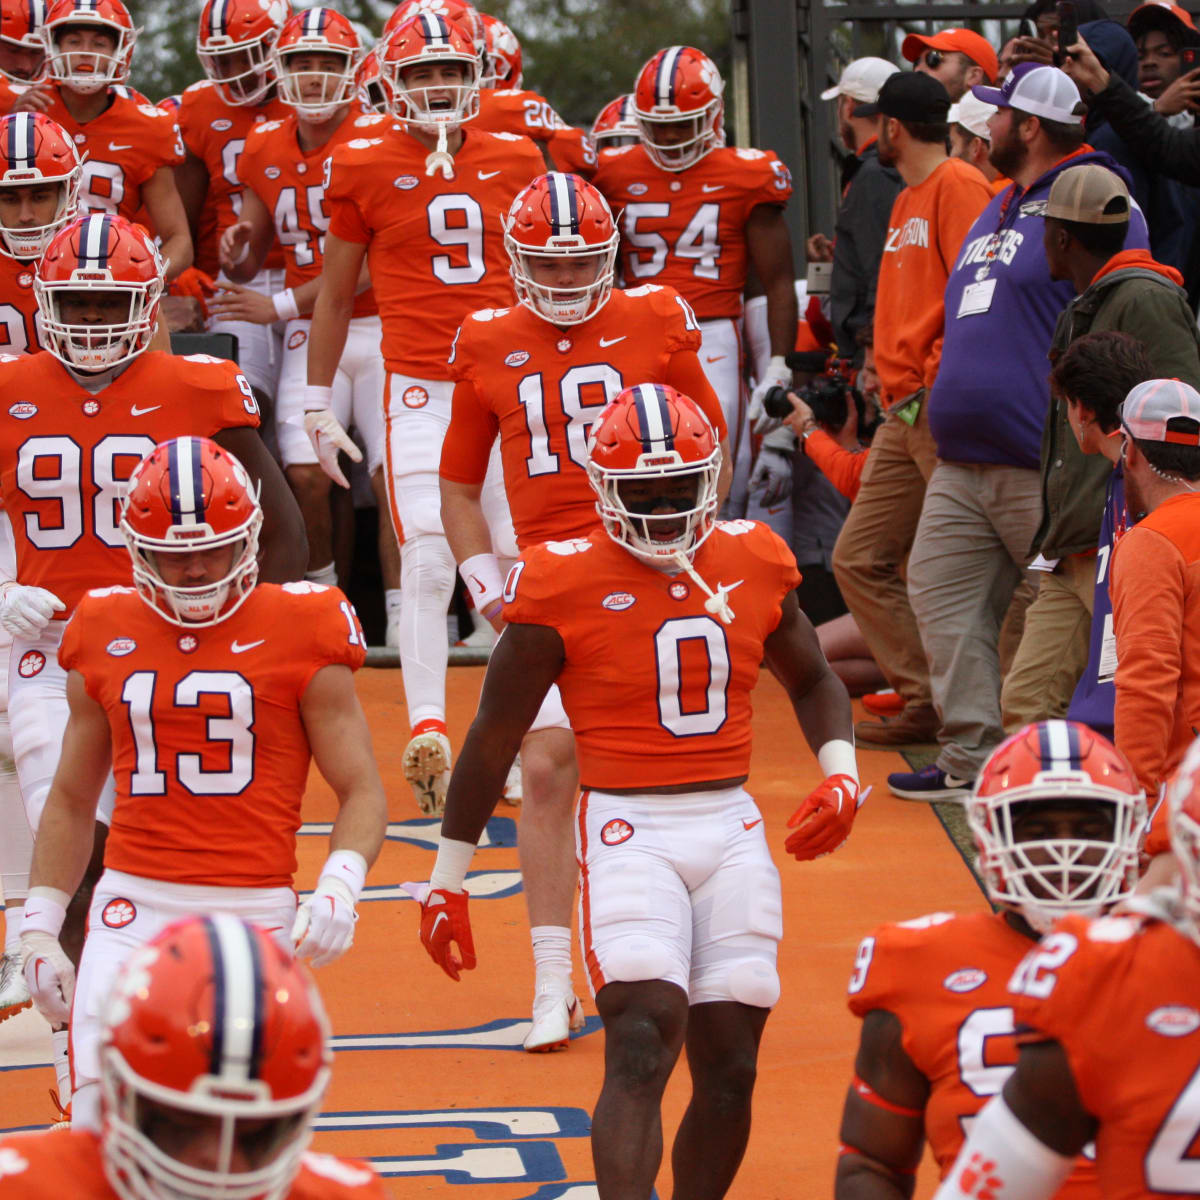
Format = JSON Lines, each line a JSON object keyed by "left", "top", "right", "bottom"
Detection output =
{"left": 1036, "top": 251, "right": 1200, "bottom": 558}
{"left": 1087, "top": 70, "right": 1200, "bottom": 185}
{"left": 830, "top": 138, "right": 903, "bottom": 360}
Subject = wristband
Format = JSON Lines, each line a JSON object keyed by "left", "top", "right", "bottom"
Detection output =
{"left": 459, "top": 552, "right": 504, "bottom": 619}
{"left": 817, "top": 738, "right": 858, "bottom": 784}
{"left": 428, "top": 835, "right": 476, "bottom": 893}
{"left": 272, "top": 288, "right": 300, "bottom": 322}
{"left": 21, "top": 885, "right": 70, "bottom": 938}
{"left": 318, "top": 849, "right": 368, "bottom": 904}
{"left": 304, "top": 385, "right": 333, "bottom": 412}
{"left": 766, "top": 354, "right": 790, "bottom": 383}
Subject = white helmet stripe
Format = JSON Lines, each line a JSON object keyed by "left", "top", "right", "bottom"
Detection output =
{"left": 549, "top": 172, "right": 575, "bottom": 237}
{"left": 1041, "top": 719, "right": 1081, "bottom": 772}
{"left": 419, "top": 11, "right": 448, "bottom": 46}
{"left": 10, "top": 113, "right": 32, "bottom": 168}
{"left": 304, "top": 6, "right": 323, "bottom": 36}
{"left": 79, "top": 213, "right": 108, "bottom": 269}
{"left": 206, "top": 913, "right": 262, "bottom": 1082}
{"left": 655, "top": 46, "right": 682, "bottom": 107}
{"left": 633, "top": 382, "right": 672, "bottom": 451}
{"left": 209, "top": 0, "right": 227, "bottom": 37}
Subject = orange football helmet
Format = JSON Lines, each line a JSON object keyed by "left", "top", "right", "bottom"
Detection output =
{"left": 273, "top": 7, "right": 361, "bottom": 122}
{"left": 100, "top": 914, "right": 331, "bottom": 1200}
{"left": 384, "top": 0, "right": 484, "bottom": 59}
{"left": 42, "top": 0, "right": 136, "bottom": 92}
{"left": 35, "top": 213, "right": 163, "bottom": 370}
{"left": 591, "top": 93, "right": 639, "bottom": 149}
{"left": 0, "top": 0, "right": 47, "bottom": 84}
{"left": 969, "top": 720, "right": 1146, "bottom": 933}
{"left": 504, "top": 172, "right": 618, "bottom": 325}
{"left": 355, "top": 44, "right": 392, "bottom": 113}
{"left": 1168, "top": 737, "right": 1200, "bottom": 943}
{"left": 0, "top": 112, "right": 82, "bottom": 260}
{"left": 480, "top": 11, "right": 520, "bottom": 89}
{"left": 632, "top": 45, "right": 724, "bottom": 171}
{"left": 587, "top": 383, "right": 722, "bottom": 563}
{"left": 380, "top": 10, "right": 479, "bottom": 127}
{"left": 121, "top": 436, "right": 263, "bottom": 627}
{"left": 196, "top": 0, "right": 292, "bottom": 106}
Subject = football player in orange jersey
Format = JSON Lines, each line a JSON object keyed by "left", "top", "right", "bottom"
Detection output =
{"left": 307, "top": 11, "right": 543, "bottom": 812}
{"left": 18, "top": 436, "right": 386, "bottom": 1131}
{"left": 934, "top": 733, "right": 1200, "bottom": 1200}
{"left": 176, "top": 0, "right": 293, "bottom": 414}
{"left": 590, "top": 93, "right": 639, "bottom": 149}
{"left": 3, "top": 914, "right": 389, "bottom": 1198}
{"left": 837, "top": 720, "right": 1146, "bottom": 1199}
{"left": 11, "top": 0, "right": 192, "bottom": 280}
{"left": 592, "top": 46, "right": 798, "bottom": 515}
{"left": 0, "top": 213, "right": 303, "bottom": 1112}
{"left": 0, "top": 0, "right": 48, "bottom": 112}
{"left": 440, "top": 171, "right": 730, "bottom": 1051}
{"left": 216, "top": 9, "right": 400, "bottom": 621}
{"left": 418, "top": 384, "right": 861, "bottom": 1199}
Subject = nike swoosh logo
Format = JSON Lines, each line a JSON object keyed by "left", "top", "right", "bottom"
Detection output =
{"left": 701, "top": 184, "right": 724, "bottom": 193}
{"left": 831, "top": 786, "right": 845, "bottom": 812}
{"left": 706, "top": 354, "right": 725, "bottom": 363}
{"left": 742, "top": 818, "right": 762, "bottom": 830}
{"left": 130, "top": 404, "right": 161, "bottom": 416}
{"left": 231, "top": 639, "right": 265, "bottom": 653}
{"left": 471, "top": 577, "right": 486, "bottom": 593}
{"left": 430, "top": 911, "right": 448, "bottom": 939}
{"left": 477, "top": 170, "right": 500, "bottom": 180}
{"left": 598, "top": 335, "right": 626, "bottom": 347}
{"left": 109, "top": 143, "right": 133, "bottom": 151}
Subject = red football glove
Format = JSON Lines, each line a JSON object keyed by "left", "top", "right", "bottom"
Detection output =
{"left": 419, "top": 887, "right": 476, "bottom": 981}
{"left": 785, "top": 774, "right": 864, "bottom": 861}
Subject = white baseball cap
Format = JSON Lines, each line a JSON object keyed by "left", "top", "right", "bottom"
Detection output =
{"left": 949, "top": 91, "right": 998, "bottom": 140}
{"left": 820, "top": 57, "right": 900, "bottom": 103}
{"left": 972, "top": 63, "right": 1084, "bottom": 125}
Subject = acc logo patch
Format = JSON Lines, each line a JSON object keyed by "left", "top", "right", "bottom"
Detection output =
{"left": 402, "top": 385, "right": 429, "bottom": 409}
{"left": 1146, "top": 1005, "right": 1200, "bottom": 1038}
{"left": 265, "top": 165, "right": 281, "bottom": 179}
{"left": 943, "top": 968, "right": 987, "bottom": 994}
{"left": 106, "top": 638, "right": 137, "bottom": 657}
{"left": 101, "top": 898, "right": 136, "bottom": 929}
{"left": 628, "top": 182, "right": 648, "bottom": 196}
{"left": 211, "top": 117, "right": 233, "bottom": 131}
{"left": 288, "top": 329, "right": 308, "bottom": 349}
{"left": 177, "top": 634, "right": 198, "bottom": 653}
{"left": 8, "top": 402, "right": 36, "bottom": 419}
{"left": 82, "top": 399, "right": 100, "bottom": 416}
{"left": 602, "top": 591, "right": 636, "bottom": 612}
{"left": 668, "top": 581, "right": 689, "bottom": 601}
{"left": 17, "top": 651, "right": 45, "bottom": 678}
{"left": 504, "top": 351, "right": 530, "bottom": 368}
{"left": 393, "top": 174, "right": 419, "bottom": 190}
{"left": 600, "top": 818, "right": 634, "bottom": 846}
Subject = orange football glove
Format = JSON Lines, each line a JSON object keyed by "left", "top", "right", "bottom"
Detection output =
{"left": 419, "top": 887, "right": 476, "bottom": 981}
{"left": 785, "top": 773, "right": 864, "bottom": 861}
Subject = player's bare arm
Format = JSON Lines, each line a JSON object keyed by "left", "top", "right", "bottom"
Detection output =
{"left": 307, "top": 230, "right": 363, "bottom": 389}
{"left": 746, "top": 203, "right": 799, "bottom": 359}
{"left": 210, "top": 256, "right": 372, "bottom": 325}
{"left": 213, "top": 425, "right": 308, "bottom": 581}
{"left": 441, "top": 476, "right": 501, "bottom": 623}
{"left": 141, "top": 164, "right": 193, "bottom": 281}
{"left": 1002, "top": 1039, "right": 1096, "bottom": 1158}
{"left": 835, "top": 1009, "right": 928, "bottom": 1200}
{"left": 173, "top": 147, "right": 209, "bottom": 246}
{"left": 663, "top": 347, "right": 734, "bottom": 501}
{"left": 218, "top": 185, "right": 274, "bottom": 283}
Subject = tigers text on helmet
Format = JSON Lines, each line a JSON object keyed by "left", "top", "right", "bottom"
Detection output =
{"left": 0, "top": 0, "right": 48, "bottom": 84}
{"left": 120, "top": 437, "right": 263, "bottom": 628}
{"left": 42, "top": 0, "right": 136, "bottom": 93}
{"left": 379, "top": 8, "right": 479, "bottom": 129}
{"left": 586, "top": 383, "right": 721, "bottom": 564}
{"left": 272, "top": 7, "right": 361, "bottom": 123}
{"left": 632, "top": 46, "right": 724, "bottom": 171}
{"left": 591, "top": 93, "right": 639, "bottom": 149}
{"left": 100, "top": 914, "right": 331, "bottom": 1200}
{"left": 0, "top": 111, "right": 81, "bottom": 259}
{"left": 196, "top": 0, "right": 292, "bottom": 107}
{"left": 968, "top": 720, "right": 1146, "bottom": 933}
{"left": 35, "top": 212, "right": 163, "bottom": 371}
{"left": 1167, "top": 736, "right": 1200, "bottom": 945}
{"left": 504, "top": 172, "right": 618, "bottom": 326}
{"left": 479, "top": 11, "right": 520, "bottom": 89}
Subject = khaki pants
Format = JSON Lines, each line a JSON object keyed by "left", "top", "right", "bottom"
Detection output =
{"left": 832, "top": 397, "right": 938, "bottom": 707}
{"left": 1001, "top": 551, "right": 1096, "bottom": 732}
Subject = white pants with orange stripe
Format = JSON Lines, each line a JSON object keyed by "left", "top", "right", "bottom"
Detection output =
{"left": 382, "top": 372, "right": 513, "bottom": 727}
{"left": 209, "top": 267, "right": 287, "bottom": 402}
{"left": 575, "top": 786, "right": 782, "bottom": 1007}
{"left": 698, "top": 317, "right": 751, "bottom": 519}
{"left": 69, "top": 868, "right": 296, "bottom": 1131}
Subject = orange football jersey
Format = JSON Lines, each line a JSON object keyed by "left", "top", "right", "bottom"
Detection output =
{"left": 239, "top": 110, "right": 377, "bottom": 318}
{"left": 1010, "top": 912, "right": 1200, "bottom": 1200}
{"left": 591, "top": 143, "right": 793, "bottom": 320}
{"left": 0, "top": 1128, "right": 388, "bottom": 1198}
{"left": 42, "top": 88, "right": 184, "bottom": 221}
{"left": 442, "top": 283, "right": 725, "bottom": 547}
{"left": 0, "top": 254, "right": 42, "bottom": 355}
{"left": 60, "top": 581, "right": 366, "bottom": 888}
{"left": 0, "top": 350, "right": 259, "bottom": 616}
{"left": 847, "top": 910, "right": 1097, "bottom": 1194}
{"left": 326, "top": 120, "right": 544, "bottom": 377}
{"left": 476, "top": 88, "right": 596, "bottom": 176}
{"left": 503, "top": 521, "right": 800, "bottom": 788}
{"left": 177, "top": 78, "right": 290, "bottom": 276}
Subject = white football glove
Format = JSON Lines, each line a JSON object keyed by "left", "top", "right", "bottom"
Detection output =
{"left": 292, "top": 875, "right": 357, "bottom": 968}
{"left": 749, "top": 427, "right": 797, "bottom": 507}
{"left": 0, "top": 583, "right": 65, "bottom": 638}
{"left": 303, "top": 406, "right": 362, "bottom": 490}
{"left": 21, "top": 931, "right": 75, "bottom": 1025}
{"left": 748, "top": 354, "right": 793, "bottom": 436}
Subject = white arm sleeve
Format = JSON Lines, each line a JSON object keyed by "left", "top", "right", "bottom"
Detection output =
{"left": 933, "top": 1095, "right": 1074, "bottom": 1200}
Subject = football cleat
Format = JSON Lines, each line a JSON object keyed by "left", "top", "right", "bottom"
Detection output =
{"left": 403, "top": 730, "right": 451, "bottom": 816}
{"left": 0, "top": 949, "right": 32, "bottom": 1022}
{"left": 524, "top": 984, "right": 584, "bottom": 1053}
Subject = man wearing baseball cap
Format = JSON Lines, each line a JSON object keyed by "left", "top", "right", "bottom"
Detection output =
{"left": 1109, "top": 377, "right": 1200, "bottom": 866}
{"left": 1127, "top": 2, "right": 1200, "bottom": 115}
{"left": 807, "top": 56, "right": 903, "bottom": 361}
{"left": 947, "top": 92, "right": 1006, "bottom": 188}
{"left": 904, "top": 28, "right": 999, "bottom": 100}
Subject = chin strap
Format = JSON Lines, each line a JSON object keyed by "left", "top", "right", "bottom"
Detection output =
{"left": 425, "top": 124, "right": 455, "bottom": 179}
{"left": 671, "top": 551, "right": 741, "bottom": 625}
